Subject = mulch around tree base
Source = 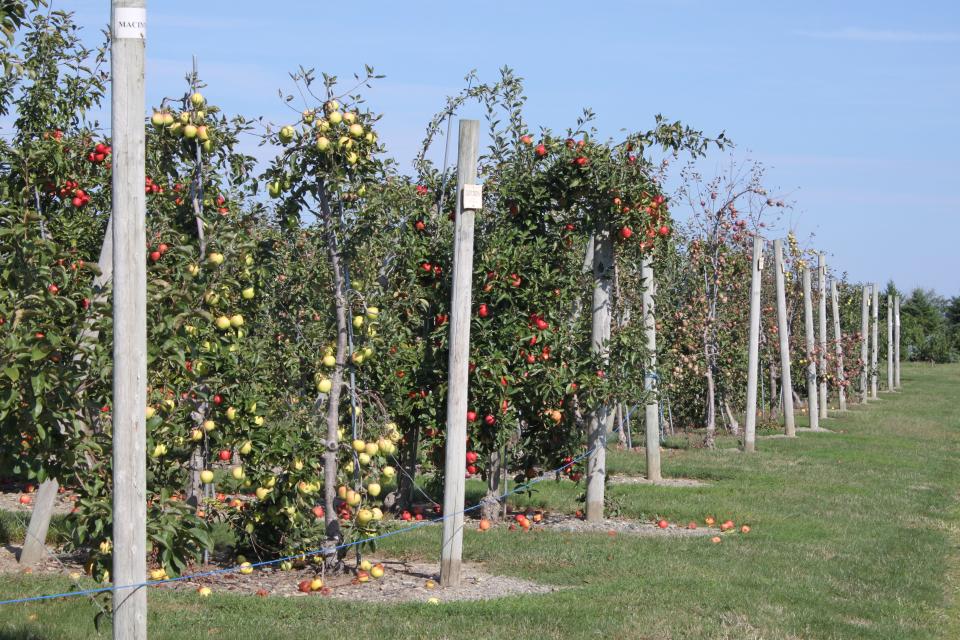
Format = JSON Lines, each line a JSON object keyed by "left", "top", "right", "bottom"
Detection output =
{"left": 607, "top": 475, "right": 709, "bottom": 487}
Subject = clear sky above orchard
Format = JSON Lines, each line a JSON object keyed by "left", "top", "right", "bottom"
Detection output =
{"left": 68, "top": 0, "right": 959, "bottom": 296}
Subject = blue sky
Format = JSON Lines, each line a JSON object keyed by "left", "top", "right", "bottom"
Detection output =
{"left": 63, "top": 1, "right": 960, "bottom": 296}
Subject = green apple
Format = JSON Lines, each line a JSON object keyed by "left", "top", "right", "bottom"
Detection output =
{"left": 302, "top": 109, "right": 315, "bottom": 124}
{"left": 253, "top": 416, "right": 264, "bottom": 426}
{"left": 231, "top": 466, "right": 245, "bottom": 480}
{"left": 348, "top": 123, "right": 363, "bottom": 138}
{"left": 215, "top": 316, "right": 231, "bottom": 330}
{"left": 353, "top": 315, "right": 364, "bottom": 329}
{"left": 202, "top": 419, "right": 216, "bottom": 432}
{"left": 382, "top": 466, "right": 396, "bottom": 479}
{"left": 151, "top": 111, "right": 165, "bottom": 127}
{"left": 187, "top": 263, "right": 200, "bottom": 277}
{"left": 322, "top": 354, "right": 336, "bottom": 368}
{"left": 230, "top": 314, "right": 244, "bottom": 328}
{"left": 207, "top": 252, "right": 224, "bottom": 266}
{"left": 327, "top": 110, "right": 343, "bottom": 125}
{"left": 356, "top": 509, "right": 373, "bottom": 525}
{"left": 226, "top": 406, "right": 238, "bottom": 421}
{"left": 196, "top": 125, "right": 209, "bottom": 141}
{"left": 268, "top": 181, "right": 282, "bottom": 198}
{"left": 316, "top": 378, "right": 332, "bottom": 393}
{"left": 200, "top": 469, "right": 214, "bottom": 484}
{"left": 239, "top": 440, "right": 252, "bottom": 455}
{"left": 358, "top": 452, "right": 371, "bottom": 466}
{"left": 366, "top": 306, "right": 379, "bottom": 319}
{"left": 367, "top": 482, "right": 381, "bottom": 497}
{"left": 279, "top": 125, "right": 295, "bottom": 143}
{"left": 183, "top": 124, "right": 198, "bottom": 139}
{"left": 145, "top": 405, "right": 156, "bottom": 419}
{"left": 190, "top": 428, "right": 203, "bottom": 442}
{"left": 315, "top": 136, "right": 330, "bottom": 151}
{"left": 241, "top": 286, "right": 255, "bottom": 300}
{"left": 364, "top": 441, "right": 379, "bottom": 456}
{"left": 346, "top": 151, "right": 359, "bottom": 165}
{"left": 190, "top": 92, "right": 205, "bottom": 107}
{"left": 255, "top": 486, "right": 271, "bottom": 500}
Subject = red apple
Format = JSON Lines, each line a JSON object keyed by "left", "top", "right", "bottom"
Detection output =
{"left": 478, "top": 303, "right": 489, "bottom": 318}
{"left": 657, "top": 519, "right": 669, "bottom": 529}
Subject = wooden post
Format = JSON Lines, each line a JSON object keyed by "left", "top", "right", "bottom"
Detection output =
{"left": 743, "top": 237, "right": 763, "bottom": 452}
{"left": 585, "top": 230, "right": 614, "bottom": 521}
{"left": 894, "top": 295, "right": 902, "bottom": 388}
{"left": 859, "top": 285, "right": 869, "bottom": 403}
{"left": 886, "top": 294, "right": 894, "bottom": 391}
{"left": 439, "top": 120, "right": 479, "bottom": 588}
{"left": 816, "top": 254, "right": 828, "bottom": 419}
{"left": 111, "top": 1, "right": 147, "bottom": 637}
{"left": 773, "top": 240, "right": 795, "bottom": 436}
{"left": 831, "top": 280, "right": 847, "bottom": 411}
{"left": 17, "top": 478, "right": 59, "bottom": 566}
{"left": 870, "top": 284, "right": 879, "bottom": 399}
{"left": 641, "top": 255, "right": 660, "bottom": 479}
{"left": 802, "top": 266, "right": 820, "bottom": 430}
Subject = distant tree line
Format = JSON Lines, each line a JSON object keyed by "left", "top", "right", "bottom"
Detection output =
{"left": 895, "top": 286, "right": 960, "bottom": 363}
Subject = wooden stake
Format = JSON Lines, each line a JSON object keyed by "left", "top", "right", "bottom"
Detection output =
{"left": 802, "top": 266, "right": 819, "bottom": 430}
{"left": 894, "top": 295, "right": 902, "bottom": 388}
{"left": 817, "top": 254, "right": 828, "bottom": 419}
{"left": 641, "top": 255, "right": 660, "bottom": 478}
{"left": 887, "top": 294, "right": 894, "bottom": 390}
{"left": 17, "top": 478, "right": 59, "bottom": 566}
{"left": 831, "top": 280, "right": 847, "bottom": 411}
{"left": 860, "top": 285, "right": 869, "bottom": 403}
{"left": 871, "top": 284, "right": 879, "bottom": 399}
{"left": 585, "top": 230, "right": 614, "bottom": 521}
{"left": 110, "top": 1, "right": 147, "bottom": 637}
{"left": 773, "top": 240, "right": 795, "bottom": 436}
{"left": 440, "top": 120, "right": 479, "bottom": 587}
{"left": 743, "top": 237, "right": 763, "bottom": 452}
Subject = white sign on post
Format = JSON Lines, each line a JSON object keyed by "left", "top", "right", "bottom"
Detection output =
{"left": 113, "top": 8, "right": 146, "bottom": 39}
{"left": 462, "top": 184, "right": 482, "bottom": 211}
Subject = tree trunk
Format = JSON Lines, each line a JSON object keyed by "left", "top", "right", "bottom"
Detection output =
{"left": 481, "top": 448, "right": 503, "bottom": 522}
{"left": 704, "top": 369, "right": 717, "bottom": 448}
{"left": 722, "top": 400, "right": 741, "bottom": 436}
{"left": 317, "top": 180, "right": 348, "bottom": 570}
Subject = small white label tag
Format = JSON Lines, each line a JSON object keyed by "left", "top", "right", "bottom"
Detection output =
{"left": 114, "top": 8, "right": 146, "bottom": 39}
{"left": 757, "top": 255, "right": 765, "bottom": 271}
{"left": 462, "top": 184, "right": 482, "bottom": 211}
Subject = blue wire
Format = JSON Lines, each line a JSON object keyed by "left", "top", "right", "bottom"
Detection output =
{"left": 0, "top": 443, "right": 601, "bottom": 608}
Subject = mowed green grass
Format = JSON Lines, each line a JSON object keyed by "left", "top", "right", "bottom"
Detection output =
{"left": 1, "top": 362, "right": 958, "bottom": 639}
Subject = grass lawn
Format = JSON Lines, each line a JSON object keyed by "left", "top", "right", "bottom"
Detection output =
{"left": 1, "top": 362, "right": 958, "bottom": 639}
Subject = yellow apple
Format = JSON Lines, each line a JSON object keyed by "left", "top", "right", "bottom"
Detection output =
{"left": 200, "top": 470, "right": 215, "bottom": 484}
